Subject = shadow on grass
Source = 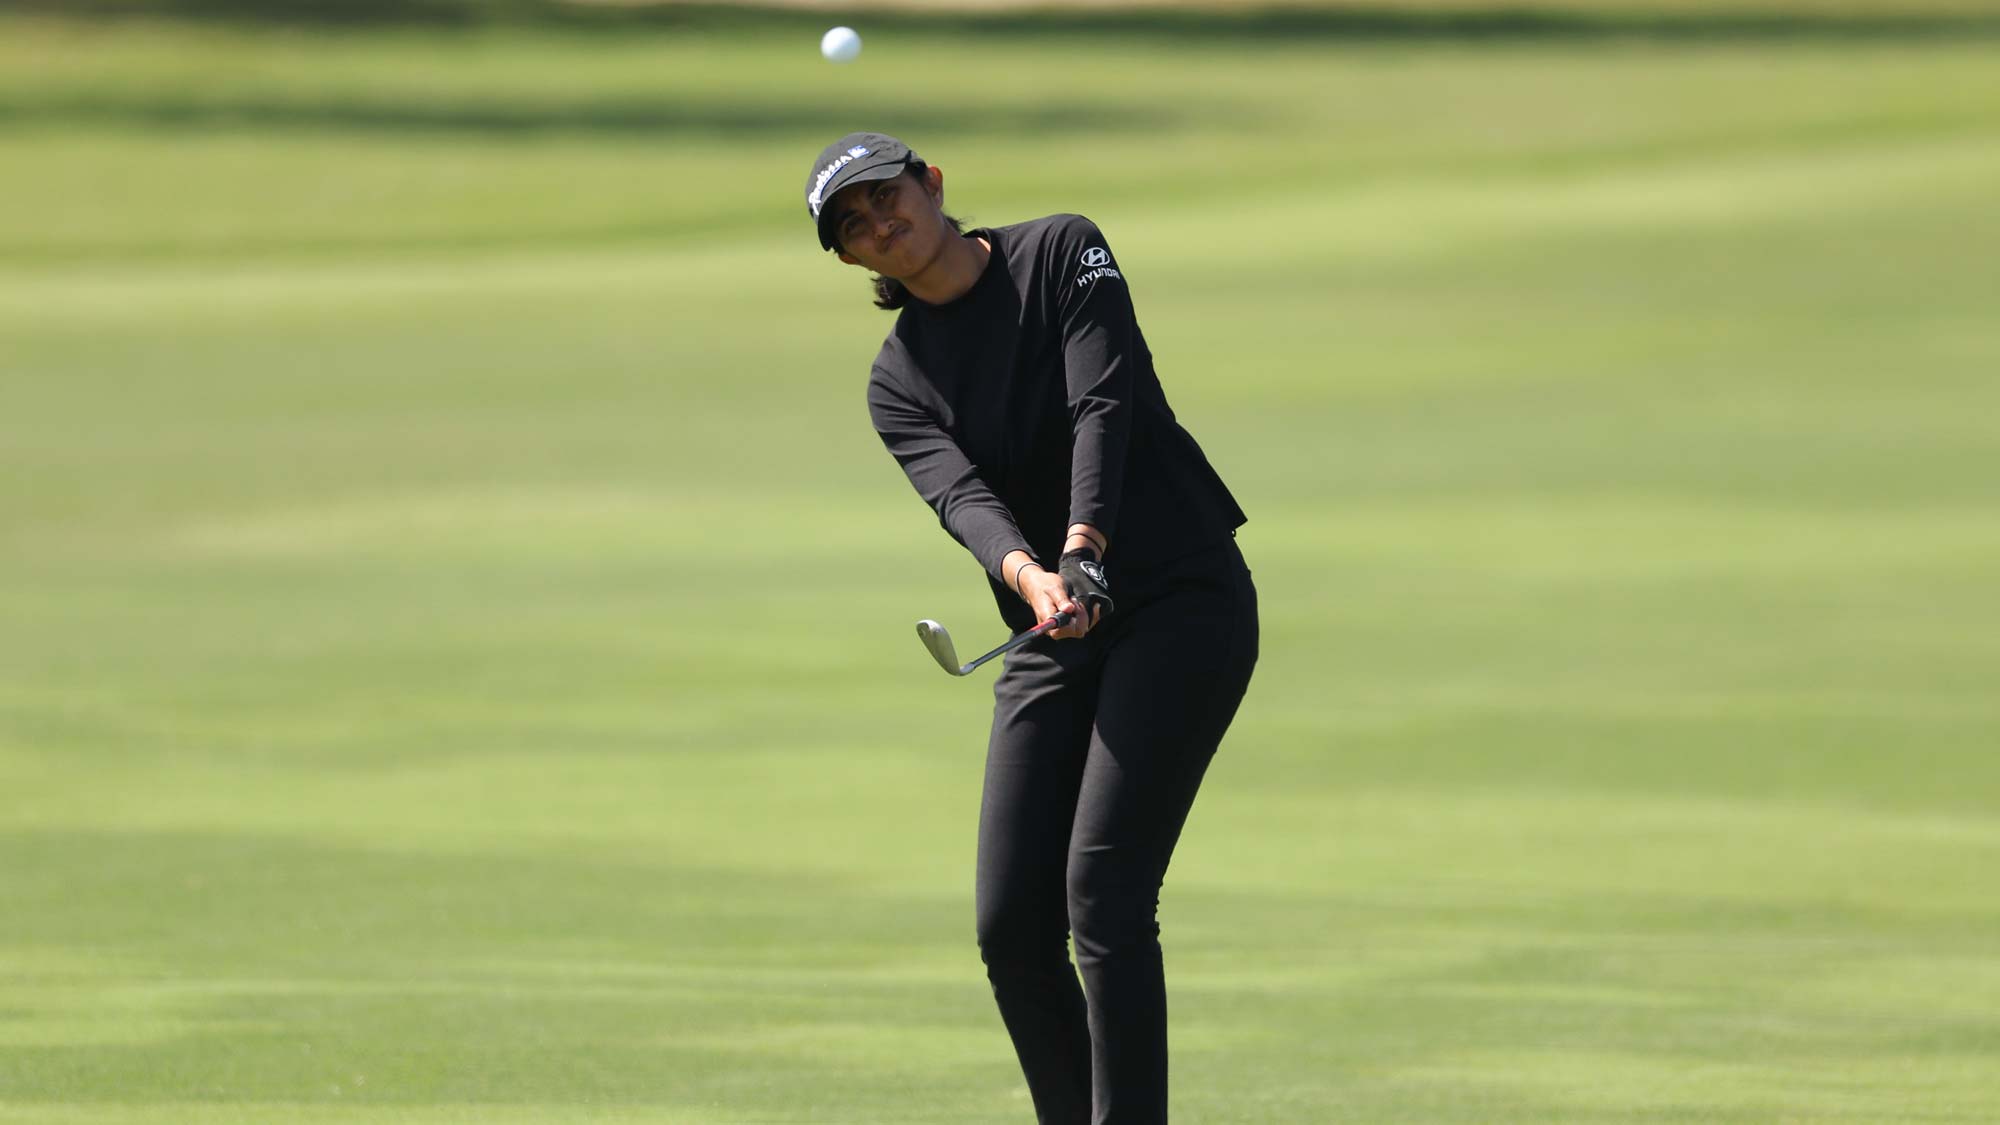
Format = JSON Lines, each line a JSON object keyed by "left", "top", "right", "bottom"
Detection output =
{"left": 0, "top": 94, "right": 1182, "bottom": 139}
{"left": 6, "top": 0, "right": 2000, "bottom": 42}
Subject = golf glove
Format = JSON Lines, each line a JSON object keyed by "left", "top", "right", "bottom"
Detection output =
{"left": 1058, "top": 548, "right": 1115, "bottom": 621}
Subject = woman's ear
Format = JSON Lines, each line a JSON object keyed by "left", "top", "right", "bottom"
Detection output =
{"left": 836, "top": 250, "right": 861, "bottom": 266}
{"left": 924, "top": 164, "right": 945, "bottom": 203}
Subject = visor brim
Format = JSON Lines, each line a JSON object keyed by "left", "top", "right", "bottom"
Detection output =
{"left": 816, "top": 159, "right": 911, "bottom": 251}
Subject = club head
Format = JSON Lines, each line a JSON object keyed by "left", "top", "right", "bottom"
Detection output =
{"left": 915, "top": 619, "right": 969, "bottom": 676}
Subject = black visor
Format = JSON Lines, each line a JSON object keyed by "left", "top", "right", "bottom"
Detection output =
{"left": 805, "top": 131, "right": 917, "bottom": 250}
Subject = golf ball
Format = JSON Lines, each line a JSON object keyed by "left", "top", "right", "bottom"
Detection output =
{"left": 821, "top": 26, "right": 862, "bottom": 63}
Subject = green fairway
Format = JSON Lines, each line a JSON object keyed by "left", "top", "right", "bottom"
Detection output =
{"left": 3, "top": 6, "right": 1999, "bottom": 1121}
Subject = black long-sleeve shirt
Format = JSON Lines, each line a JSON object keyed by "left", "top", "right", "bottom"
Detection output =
{"left": 866, "top": 214, "right": 1247, "bottom": 631}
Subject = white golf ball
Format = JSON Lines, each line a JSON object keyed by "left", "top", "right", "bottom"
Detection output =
{"left": 820, "top": 26, "right": 862, "bottom": 64}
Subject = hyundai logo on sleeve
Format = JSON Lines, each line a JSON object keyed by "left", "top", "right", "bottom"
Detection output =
{"left": 1075, "top": 246, "right": 1122, "bottom": 288}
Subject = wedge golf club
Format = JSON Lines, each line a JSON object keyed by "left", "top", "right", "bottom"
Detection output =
{"left": 915, "top": 612, "right": 1073, "bottom": 677}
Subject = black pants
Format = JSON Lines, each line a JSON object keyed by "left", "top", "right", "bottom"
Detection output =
{"left": 976, "top": 538, "right": 1258, "bottom": 1125}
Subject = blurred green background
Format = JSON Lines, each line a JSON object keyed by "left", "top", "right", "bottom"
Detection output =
{"left": 3, "top": 2, "right": 1998, "bottom": 1121}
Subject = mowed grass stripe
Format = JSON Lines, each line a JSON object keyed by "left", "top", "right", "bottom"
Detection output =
{"left": 8, "top": 117, "right": 1999, "bottom": 318}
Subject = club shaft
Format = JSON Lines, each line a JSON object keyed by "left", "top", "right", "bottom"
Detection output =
{"left": 959, "top": 612, "right": 1072, "bottom": 675}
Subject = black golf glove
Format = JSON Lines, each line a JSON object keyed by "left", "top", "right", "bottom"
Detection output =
{"left": 1058, "top": 547, "right": 1115, "bottom": 622}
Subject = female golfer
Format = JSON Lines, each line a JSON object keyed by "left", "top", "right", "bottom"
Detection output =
{"left": 806, "top": 132, "right": 1258, "bottom": 1124}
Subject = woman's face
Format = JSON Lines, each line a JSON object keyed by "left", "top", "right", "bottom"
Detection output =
{"left": 831, "top": 165, "right": 949, "bottom": 277}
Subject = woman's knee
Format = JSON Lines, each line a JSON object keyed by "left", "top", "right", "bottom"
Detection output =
{"left": 976, "top": 900, "right": 1071, "bottom": 970}
{"left": 1066, "top": 856, "right": 1163, "bottom": 963}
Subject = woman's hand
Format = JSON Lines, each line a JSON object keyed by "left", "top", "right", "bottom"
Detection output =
{"left": 1018, "top": 565, "right": 1099, "bottom": 640}
{"left": 1057, "top": 548, "right": 1114, "bottom": 626}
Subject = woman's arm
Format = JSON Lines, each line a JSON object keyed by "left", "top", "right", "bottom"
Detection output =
{"left": 1065, "top": 523, "right": 1107, "bottom": 557}
{"left": 1057, "top": 217, "right": 1140, "bottom": 556}
{"left": 867, "top": 371, "right": 1035, "bottom": 583}
{"left": 869, "top": 373, "right": 1103, "bottom": 640}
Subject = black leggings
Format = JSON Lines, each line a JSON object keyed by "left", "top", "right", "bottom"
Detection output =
{"left": 975, "top": 539, "right": 1258, "bottom": 1125}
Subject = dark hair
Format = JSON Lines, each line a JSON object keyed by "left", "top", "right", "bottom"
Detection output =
{"left": 842, "top": 162, "right": 968, "bottom": 311}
